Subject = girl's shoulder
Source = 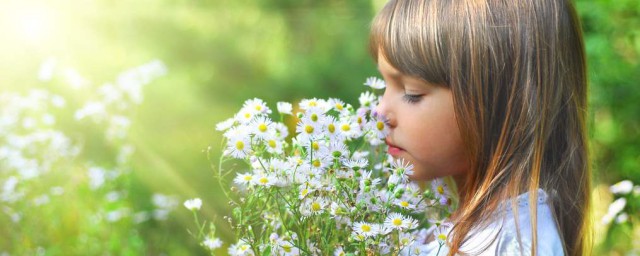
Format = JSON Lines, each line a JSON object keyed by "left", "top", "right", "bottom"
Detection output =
{"left": 462, "top": 189, "right": 565, "bottom": 255}
{"left": 405, "top": 189, "right": 565, "bottom": 256}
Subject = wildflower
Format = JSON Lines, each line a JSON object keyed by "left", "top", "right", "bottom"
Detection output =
{"left": 353, "top": 221, "right": 379, "bottom": 237}
{"left": 227, "top": 136, "right": 251, "bottom": 159}
{"left": 264, "top": 136, "right": 284, "bottom": 155}
{"left": 301, "top": 197, "right": 327, "bottom": 216}
{"left": 358, "top": 91, "right": 377, "bottom": 108}
{"left": 243, "top": 98, "right": 271, "bottom": 115}
{"left": 228, "top": 239, "right": 254, "bottom": 256}
{"left": 235, "top": 108, "right": 256, "bottom": 124}
{"left": 610, "top": 180, "right": 633, "bottom": 195}
{"left": 369, "top": 114, "right": 389, "bottom": 139}
{"left": 384, "top": 212, "right": 410, "bottom": 230}
{"left": 334, "top": 247, "right": 347, "bottom": 256}
{"left": 364, "top": 76, "right": 386, "bottom": 89}
{"left": 299, "top": 98, "right": 328, "bottom": 111}
{"left": 183, "top": 198, "right": 202, "bottom": 211}
{"left": 234, "top": 172, "right": 254, "bottom": 187}
{"left": 431, "top": 178, "right": 450, "bottom": 205}
{"left": 394, "top": 199, "right": 417, "bottom": 210}
{"left": 253, "top": 174, "right": 277, "bottom": 187}
{"left": 277, "top": 101, "right": 293, "bottom": 115}
{"left": 434, "top": 223, "right": 453, "bottom": 244}
{"left": 249, "top": 116, "right": 273, "bottom": 140}
{"left": 202, "top": 237, "right": 223, "bottom": 250}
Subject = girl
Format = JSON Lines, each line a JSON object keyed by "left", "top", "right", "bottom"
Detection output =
{"left": 371, "top": 0, "right": 591, "bottom": 255}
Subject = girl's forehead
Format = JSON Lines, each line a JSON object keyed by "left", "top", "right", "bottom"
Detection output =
{"left": 377, "top": 54, "right": 401, "bottom": 78}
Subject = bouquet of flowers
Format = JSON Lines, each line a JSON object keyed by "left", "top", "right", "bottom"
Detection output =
{"left": 186, "top": 78, "right": 453, "bottom": 255}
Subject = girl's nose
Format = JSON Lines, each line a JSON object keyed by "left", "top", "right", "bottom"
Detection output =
{"left": 375, "top": 93, "right": 395, "bottom": 128}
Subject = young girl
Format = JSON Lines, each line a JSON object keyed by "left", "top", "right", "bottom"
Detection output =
{"left": 371, "top": 0, "right": 591, "bottom": 255}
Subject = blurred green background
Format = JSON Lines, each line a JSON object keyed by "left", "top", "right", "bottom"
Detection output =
{"left": 0, "top": 0, "right": 638, "bottom": 255}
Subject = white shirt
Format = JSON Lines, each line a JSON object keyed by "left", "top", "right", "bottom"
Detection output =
{"left": 403, "top": 189, "right": 565, "bottom": 255}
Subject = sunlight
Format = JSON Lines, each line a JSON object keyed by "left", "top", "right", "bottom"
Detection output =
{"left": 4, "top": 3, "right": 56, "bottom": 44}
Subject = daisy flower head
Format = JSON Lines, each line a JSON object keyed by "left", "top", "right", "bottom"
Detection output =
{"left": 394, "top": 198, "right": 416, "bottom": 210}
{"left": 364, "top": 76, "right": 386, "bottom": 89}
{"left": 352, "top": 221, "right": 379, "bottom": 238}
{"left": 202, "top": 237, "right": 223, "bottom": 251}
{"left": 273, "top": 122, "right": 289, "bottom": 140}
{"left": 322, "top": 116, "right": 343, "bottom": 142}
{"left": 384, "top": 212, "right": 410, "bottom": 230}
{"left": 390, "top": 158, "right": 415, "bottom": 183}
{"left": 216, "top": 117, "right": 236, "bottom": 131}
{"left": 295, "top": 118, "right": 321, "bottom": 141}
{"left": 369, "top": 113, "right": 390, "bottom": 139}
{"left": 234, "top": 172, "right": 255, "bottom": 187}
{"left": 183, "top": 198, "right": 202, "bottom": 211}
{"left": 243, "top": 98, "right": 271, "bottom": 115}
{"left": 264, "top": 135, "right": 284, "bottom": 155}
{"left": 434, "top": 222, "right": 453, "bottom": 244}
{"left": 253, "top": 174, "right": 277, "bottom": 187}
{"left": 249, "top": 116, "right": 273, "bottom": 140}
{"left": 431, "top": 178, "right": 450, "bottom": 205}
{"left": 299, "top": 98, "right": 328, "bottom": 112}
{"left": 301, "top": 197, "right": 328, "bottom": 216}
{"left": 328, "top": 98, "right": 349, "bottom": 114}
{"left": 228, "top": 239, "right": 254, "bottom": 256}
{"left": 343, "top": 158, "right": 368, "bottom": 171}
{"left": 224, "top": 125, "right": 250, "bottom": 140}
{"left": 337, "top": 119, "right": 361, "bottom": 139}
{"left": 235, "top": 108, "right": 256, "bottom": 124}
{"left": 277, "top": 101, "right": 293, "bottom": 115}
{"left": 226, "top": 136, "right": 251, "bottom": 159}
{"left": 358, "top": 91, "right": 377, "bottom": 108}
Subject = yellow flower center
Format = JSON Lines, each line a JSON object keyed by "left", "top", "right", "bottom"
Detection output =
{"left": 437, "top": 234, "right": 447, "bottom": 241}
{"left": 244, "top": 113, "right": 251, "bottom": 119}
{"left": 301, "top": 188, "right": 308, "bottom": 197}
{"left": 255, "top": 105, "right": 262, "bottom": 111}
{"left": 283, "top": 245, "right": 292, "bottom": 252}
{"left": 361, "top": 224, "right": 371, "bottom": 232}
{"left": 311, "top": 202, "right": 321, "bottom": 211}
{"left": 341, "top": 124, "right": 350, "bottom": 132}
{"left": 258, "top": 123, "right": 268, "bottom": 132}
{"left": 235, "top": 141, "right": 244, "bottom": 150}
{"left": 357, "top": 117, "right": 363, "bottom": 124}
{"left": 328, "top": 123, "right": 335, "bottom": 133}
{"left": 259, "top": 177, "right": 268, "bottom": 184}
{"left": 268, "top": 140, "right": 277, "bottom": 148}
{"left": 311, "top": 113, "right": 318, "bottom": 122}
{"left": 309, "top": 101, "right": 317, "bottom": 107}
{"left": 305, "top": 125, "right": 314, "bottom": 134}
{"left": 243, "top": 175, "right": 253, "bottom": 181}
{"left": 437, "top": 185, "right": 445, "bottom": 194}
{"left": 400, "top": 201, "right": 409, "bottom": 207}
{"left": 312, "top": 141, "right": 319, "bottom": 151}
{"left": 335, "top": 103, "right": 343, "bottom": 110}
{"left": 376, "top": 121, "right": 384, "bottom": 131}
{"left": 393, "top": 218, "right": 403, "bottom": 226}
{"left": 312, "top": 159, "right": 321, "bottom": 168}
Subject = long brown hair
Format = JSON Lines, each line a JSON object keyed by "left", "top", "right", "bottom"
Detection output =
{"left": 370, "top": 0, "right": 591, "bottom": 255}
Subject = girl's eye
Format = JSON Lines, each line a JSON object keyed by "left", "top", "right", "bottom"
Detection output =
{"left": 402, "top": 94, "right": 422, "bottom": 104}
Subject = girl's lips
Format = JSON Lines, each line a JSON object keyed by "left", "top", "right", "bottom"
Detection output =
{"left": 385, "top": 139, "right": 404, "bottom": 156}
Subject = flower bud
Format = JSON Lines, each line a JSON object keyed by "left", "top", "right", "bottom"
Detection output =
{"left": 388, "top": 183, "right": 396, "bottom": 191}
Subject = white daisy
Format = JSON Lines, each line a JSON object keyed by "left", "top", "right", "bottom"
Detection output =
{"left": 249, "top": 116, "right": 273, "bottom": 140}
{"left": 352, "top": 221, "right": 379, "bottom": 237}
{"left": 273, "top": 122, "right": 289, "bottom": 140}
{"left": 243, "top": 98, "right": 271, "bottom": 114}
{"left": 216, "top": 117, "right": 235, "bottom": 131}
{"left": 235, "top": 108, "right": 256, "bottom": 124}
{"left": 264, "top": 136, "right": 284, "bottom": 155}
{"left": 234, "top": 172, "right": 255, "bottom": 186}
{"left": 383, "top": 213, "right": 411, "bottom": 230}
{"left": 253, "top": 174, "right": 277, "bottom": 187}
{"left": 299, "top": 98, "right": 328, "bottom": 111}
{"left": 431, "top": 178, "right": 450, "bottom": 205}
{"left": 202, "top": 237, "right": 223, "bottom": 250}
{"left": 227, "top": 136, "right": 251, "bottom": 159}
{"left": 295, "top": 119, "right": 321, "bottom": 141}
{"left": 390, "top": 158, "right": 414, "bottom": 183}
{"left": 394, "top": 199, "right": 417, "bottom": 210}
{"left": 358, "top": 91, "right": 377, "bottom": 108}
{"left": 183, "top": 198, "right": 202, "bottom": 211}
{"left": 301, "top": 197, "right": 327, "bottom": 216}
{"left": 322, "top": 116, "right": 343, "bottom": 142}
{"left": 277, "top": 101, "right": 293, "bottom": 115}
{"left": 368, "top": 114, "right": 389, "bottom": 139}
{"left": 364, "top": 76, "right": 386, "bottom": 89}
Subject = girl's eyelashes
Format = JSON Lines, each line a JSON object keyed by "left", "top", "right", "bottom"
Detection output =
{"left": 402, "top": 93, "right": 423, "bottom": 104}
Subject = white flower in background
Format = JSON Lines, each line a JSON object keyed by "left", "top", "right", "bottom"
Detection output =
{"left": 369, "top": 114, "right": 389, "bottom": 139}
{"left": 226, "top": 136, "right": 251, "bottom": 159}
{"left": 38, "top": 57, "right": 57, "bottom": 81}
{"left": 277, "top": 101, "right": 293, "bottom": 115}
{"left": 75, "top": 101, "right": 107, "bottom": 121}
{"left": 384, "top": 212, "right": 410, "bottom": 230}
{"left": 253, "top": 174, "right": 277, "bottom": 187}
{"left": 301, "top": 197, "right": 327, "bottom": 216}
{"left": 334, "top": 247, "right": 346, "bottom": 256}
{"left": 235, "top": 108, "right": 256, "bottom": 124}
{"left": 615, "top": 212, "right": 629, "bottom": 224}
{"left": 610, "top": 180, "right": 633, "bottom": 195}
{"left": 234, "top": 173, "right": 255, "bottom": 187}
{"left": 602, "top": 197, "right": 627, "bottom": 225}
{"left": 228, "top": 239, "right": 254, "bottom": 256}
{"left": 249, "top": 116, "right": 273, "bottom": 140}
{"left": 358, "top": 91, "right": 377, "bottom": 108}
{"left": 431, "top": 178, "right": 450, "bottom": 205}
{"left": 352, "top": 221, "right": 379, "bottom": 238}
{"left": 153, "top": 193, "right": 178, "bottom": 209}
{"left": 243, "top": 98, "right": 271, "bottom": 115}
{"left": 216, "top": 117, "right": 236, "bottom": 131}
{"left": 434, "top": 222, "right": 453, "bottom": 244}
{"left": 390, "top": 158, "right": 415, "bottom": 184}
{"left": 202, "top": 237, "right": 223, "bottom": 251}
{"left": 87, "top": 167, "right": 106, "bottom": 190}
{"left": 183, "top": 198, "right": 202, "bottom": 211}
{"left": 364, "top": 76, "right": 386, "bottom": 89}
{"left": 264, "top": 136, "right": 284, "bottom": 155}
{"left": 298, "top": 98, "right": 327, "bottom": 111}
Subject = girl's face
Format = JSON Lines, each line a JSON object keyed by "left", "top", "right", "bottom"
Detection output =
{"left": 376, "top": 54, "right": 469, "bottom": 181}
